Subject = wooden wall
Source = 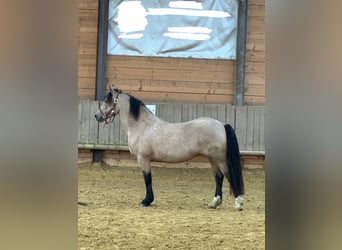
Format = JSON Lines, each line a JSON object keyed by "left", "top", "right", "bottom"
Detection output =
{"left": 245, "top": 0, "right": 265, "bottom": 105}
{"left": 78, "top": 0, "right": 98, "bottom": 99}
{"left": 79, "top": 100, "right": 265, "bottom": 152}
{"left": 78, "top": 0, "right": 265, "bottom": 105}
{"left": 78, "top": 100, "right": 265, "bottom": 168}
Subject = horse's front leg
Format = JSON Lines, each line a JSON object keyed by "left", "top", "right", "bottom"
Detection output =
{"left": 138, "top": 155, "right": 154, "bottom": 206}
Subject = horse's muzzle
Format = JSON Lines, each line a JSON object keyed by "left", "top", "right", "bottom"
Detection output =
{"left": 95, "top": 113, "right": 104, "bottom": 123}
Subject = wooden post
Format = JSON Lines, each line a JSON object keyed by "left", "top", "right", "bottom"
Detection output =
{"left": 234, "top": 0, "right": 248, "bottom": 106}
{"left": 93, "top": 0, "right": 109, "bottom": 163}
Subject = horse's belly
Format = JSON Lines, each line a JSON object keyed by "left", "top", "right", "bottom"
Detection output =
{"left": 151, "top": 147, "right": 198, "bottom": 163}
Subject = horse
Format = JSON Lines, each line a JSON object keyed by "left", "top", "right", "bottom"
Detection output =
{"left": 95, "top": 85, "right": 244, "bottom": 210}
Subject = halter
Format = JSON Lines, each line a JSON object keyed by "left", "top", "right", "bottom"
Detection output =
{"left": 99, "top": 92, "right": 120, "bottom": 125}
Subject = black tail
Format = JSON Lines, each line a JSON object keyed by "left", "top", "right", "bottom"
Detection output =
{"left": 224, "top": 124, "right": 244, "bottom": 197}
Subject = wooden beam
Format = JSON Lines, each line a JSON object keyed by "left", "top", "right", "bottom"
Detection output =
{"left": 95, "top": 0, "right": 109, "bottom": 101}
{"left": 94, "top": 0, "right": 109, "bottom": 163}
{"left": 234, "top": 0, "right": 248, "bottom": 106}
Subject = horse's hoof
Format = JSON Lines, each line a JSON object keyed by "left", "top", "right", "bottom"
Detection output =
{"left": 141, "top": 199, "right": 153, "bottom": 207}
{"left": 141, "top": 202, "right": 151, "bottom": 207}
{"left": 208, "top": 196, "right": 222, "bottom": 209}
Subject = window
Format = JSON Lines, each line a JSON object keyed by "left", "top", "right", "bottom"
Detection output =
{"left": 108, "top": 0, "right": 237, "bottom": 59}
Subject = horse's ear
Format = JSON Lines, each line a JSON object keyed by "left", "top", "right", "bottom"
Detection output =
{"left": 109, "top": 85, "right": 122, "bottom": 94}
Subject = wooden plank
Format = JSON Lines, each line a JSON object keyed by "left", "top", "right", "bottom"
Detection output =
{"left": 245, "top": 84, "right": 265, "bottom": 97}
{"left": 78, "top": 9, "right": 98, "bottom": 26}
{"left": 112, "top": 117, "right": 120, "bottom": 144}
{"left": 196, "top": 104, "right": 204, "bottom": 118}
{"left": 78, "top": 149, "right": 92, "bottom": 163}
{"left": 174, "top": 103, "right": 182, "bottom": 122}
{"left": 241, "top": 155, "right": 264, "bottom": 169}
{"left": 246, "top": 62, "right": 265, "bottom": 74}
{"left": 80, "top": 100, "right": 90, "bottom": 143}
{"left": 204, "top": 104, "right": 218, "bottom": 119}
{"left": 78, "top": 43, "right": 97, "bottom": 55}
{"left": 112, "top": 79, "right": 234, "bottom": 95}
{"left": 78, "top": 54, "right": 97, "bottom": 66}
{"left": 245, "top": 73, "right": 265, "bottom": 85}
{"left": 246, "top": 39, "right": 265, "bottom": 51}
{"left": 253, "top": 107, "right": 261, "bottom": 150}
{"left": 226, "top": 104, "right": 235, "bottom": 127}
{"left": 247, "top": 17, "right": 265, "bottom": 33}
{"left": 78, "top": 21, "right": 98, "bottom": 32}
{"left": 78, "top": 101, "right": 83, "bottom": 141}
{"left": 126, "top": 91, "right": 234, "bottom": 105}
{"left": 78, "top": 0, "right": 98, "bottom": 10}
{"left": 158, "top": 103, "right": 173, "bottom": 122}
{"left": 248, "top": 5, "right": 265, "bottom": 17}
{"left": 88, "top": 101, "right": 99, "bottom": 144}
{"left": 217, "top": 104, "right": 226, "bottom": 123}
{"left": 78, "top": 31, "right": 97, "bottom": 44}
{"left": 165, "top": 104, "right": 175, "bottom": 123}
{"left": 105, "top": 67, "right": 234, "bottom": 83}
{"left": 106, "top": 56, "right": 235, "bottom": 72}
{"left": 82, "top": 148, "right": 264, "bottom": 168}
{"left": 235, "top": 106, "right": 248, "bottom": 150}
{"left": 248, "top": 0, "right": 265, "bottom": 6}
{"left": 246, "top": 50, "right": 265, "bottom": 62}
{"left": 101, "top": 85, "right": 235, "bottom": 104}
{"left": 247, "top": 32, "right": 265, "bottom": 40}
{"left": 246, "top": 107, "right": 256, "bottom": 150}
{"left": 244, "top": 96, "right": 265, "bottom": 105}
{"left": 120, "top": 126, "right": 128, "bottom": 145}
{"left": 78, "top": 77, "right": 95, "bottom": 89}
{"left": 78, "top": 89, "right": 95, "bottom": 100}
{"left": 155, "top": 103, "right": 162, "bottom": 118}
{"left": 78, "top": 65, "right": 96, "bottom": 78}
{"left": 181, "top": 104, "right": 189, "bottom": 122}
{"left": 259, "top": 107, "right": 265, "bottom": 151}
{"left": 78, "top": 26, "right": 98, "bottom": 33}
{"left": 188, "top": 104, "right": 197, "bottom": 120}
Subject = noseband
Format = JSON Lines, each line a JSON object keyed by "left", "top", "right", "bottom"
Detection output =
{"left": 100, "top": 92, "right": 120, "bottom": 125}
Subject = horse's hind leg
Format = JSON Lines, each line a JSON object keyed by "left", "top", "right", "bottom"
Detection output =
{"left": 138, "top": 155, "right": 154, "bottom": 206}
{"left": 208, "top": 159, "right": 224, "bottom": 209}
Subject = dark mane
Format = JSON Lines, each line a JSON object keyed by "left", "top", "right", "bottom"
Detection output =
{"left": 129, "top": 94, "right": 145, "bottom": 120}
{"left": 106, "top": 91, "right": 113, "bottom": 103}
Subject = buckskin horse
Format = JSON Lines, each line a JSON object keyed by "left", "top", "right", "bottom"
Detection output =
{"left": 95, "top": 85, "right": 244, "bottom": 210}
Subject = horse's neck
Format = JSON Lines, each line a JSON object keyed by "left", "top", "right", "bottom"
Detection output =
{"left": 119, "top": 101, "right": 158, "bottom": 133}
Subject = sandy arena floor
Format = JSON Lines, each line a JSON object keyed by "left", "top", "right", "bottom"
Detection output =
{"left": 78, "top": 163, "right": 264, "bottom": 249}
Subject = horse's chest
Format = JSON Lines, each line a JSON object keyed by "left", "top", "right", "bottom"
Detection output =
{"left": 127, "top": 131, "right": 140, "bottom": 155}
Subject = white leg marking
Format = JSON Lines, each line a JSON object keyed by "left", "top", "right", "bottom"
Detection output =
{"left": 234, "top": 196, "right": 244, "bottom": 210}
{"left": 208, "top": 195, "right": 222, "bottom": 209}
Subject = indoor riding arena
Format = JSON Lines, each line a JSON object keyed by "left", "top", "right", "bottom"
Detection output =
{"left": 78, "top": 163, "right": 264, "bottom": 249}
{"left": 78, "top": 0, "right": 265, "bottom": 249}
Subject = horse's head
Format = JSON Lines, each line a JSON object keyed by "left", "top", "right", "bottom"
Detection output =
{"left": 95, "top": 85, "right": 122, "bottom": 124}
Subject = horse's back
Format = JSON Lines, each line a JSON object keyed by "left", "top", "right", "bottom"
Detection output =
{"left": 138, "top": 117, "right": 227, "bottom": 162}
